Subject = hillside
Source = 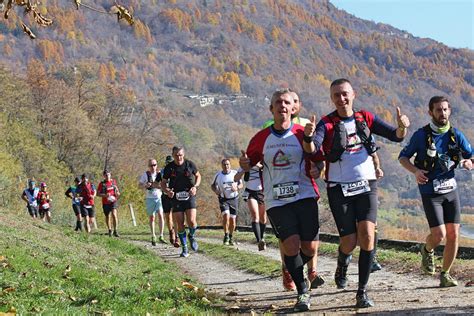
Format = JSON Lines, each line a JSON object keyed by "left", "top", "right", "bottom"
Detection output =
{"left": 0, "top": 0, "right": 472, "bottom": 238}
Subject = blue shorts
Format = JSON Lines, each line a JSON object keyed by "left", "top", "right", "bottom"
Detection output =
{"left": 146, "top": 198, "right": 163, "bottom": 217}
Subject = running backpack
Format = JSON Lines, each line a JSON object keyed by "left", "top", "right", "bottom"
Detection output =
{"left": 414, "top": 124, "right": 461, "bottom": 172}
{"left": 321, "top": 110, "right": 378, "bottom": 162}
{"left": 168, "top": 160, "right": 195, "bottom": 189}
{"left": 101, "top": 179, "right": 117, "bottom": 194}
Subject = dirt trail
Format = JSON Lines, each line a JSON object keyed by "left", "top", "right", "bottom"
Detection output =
{"left": 132, "top": 236, "right": 474, "bottom": 314}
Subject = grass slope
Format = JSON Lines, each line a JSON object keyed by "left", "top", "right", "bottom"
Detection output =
{"left": 0, "top": 212, "right": 220, "bottom": 315}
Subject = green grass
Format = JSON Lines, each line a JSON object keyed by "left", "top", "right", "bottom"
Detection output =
{"left": 0, "top": 213, "right": 220, "bottom": 315}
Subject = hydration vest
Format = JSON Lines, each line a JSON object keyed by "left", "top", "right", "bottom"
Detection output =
{"left": 321, "top": 110, "right": 378, "bottom": 162}
{"left": 414, "top": 124, "right": 461, "bottom": 172}
{"left": 100, "top": 179, "right": 117, "bottom": 194}
{"left": 168, "top": 160, "right": 195, "bottom": 189}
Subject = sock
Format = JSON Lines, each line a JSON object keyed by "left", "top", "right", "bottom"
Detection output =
{"left": 188, "top": 226, "right": 197, "bottom": 238}
{"left": 259, "top": 223, "right": 266, "bottom": 239}
{"left": 358, "top": 249, "right": 375, "bottom": 292}
{"left": 78, "top": 221, "right": 83, "bottom": 231}
{"left": 224, "top": 232, "right": 229, "bottom": 238}
{"left": 229, "top": 234, "right": 233, "bottom": 240}
{"left": 251, "top": 222, "right": 261, "bottom": 242}
{"left": 178, "top": 231, "right": 187, "bottom": 249}
{"left": 284, "top": 254, "right": 307, "bottom": 294}
{"left": 300, "top": 251, "right": 314, "bottom": 266}
{"left": 373, "top": 227, "right": 379, "bottom": 257}
{"left": 337, "top": 247, "right": 352, "bottom": 267}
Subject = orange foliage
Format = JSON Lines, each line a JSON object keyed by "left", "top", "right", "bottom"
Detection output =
{"left": 160, "top": 8, "right": 193, "bottom": 32}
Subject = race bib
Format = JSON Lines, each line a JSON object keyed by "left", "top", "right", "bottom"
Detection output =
{"left": 272, "top": 182, "right": 299, "bottom": 200}
{"left": 107, "top": 196, "right": 116, "bottom": 203}
{"left": 176, "top": 191, "right": 190, "bottom": 201}
{"left": 341, "top": 180, "right": 371, "bottom": 197}
{"left": 433, "top": 178, "right": 457, "bottom": 194}
{"left": 41, "top": 203, "right": 50, "bottom": 209}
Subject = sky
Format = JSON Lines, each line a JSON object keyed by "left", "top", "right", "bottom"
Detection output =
{"left": 330, "top": 0, "right": 473, "bottom": 50}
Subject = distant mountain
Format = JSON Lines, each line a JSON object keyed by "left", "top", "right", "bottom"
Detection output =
{"left": 0, "top": 0, "right": 472, "bottom": 222}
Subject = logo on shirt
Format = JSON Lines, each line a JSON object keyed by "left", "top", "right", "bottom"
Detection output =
{"left": 346, "top": 133, "right": 363, "bottom": 153}
{"left": 273, "top": 149, "right": 291, "bottom": 167}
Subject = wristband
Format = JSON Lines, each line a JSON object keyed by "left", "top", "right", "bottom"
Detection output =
{"left": 303, "top": 135, "right": 313, "bottom": 143}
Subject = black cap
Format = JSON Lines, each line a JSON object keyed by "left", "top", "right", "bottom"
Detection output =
{"left": 103, "top": 169, "right": 111, "bottom": 175}
{"left": 81, "top": 173, "right": 88, "bottom": 179}
{"left": 74, "top": 177, "right": 81, "bottom": 183}
{"left": 165, "top": 155, "right": 173, "bottom": 164}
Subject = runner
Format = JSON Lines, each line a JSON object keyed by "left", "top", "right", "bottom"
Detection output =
{"left": 65, "top": 177, "right": 82, "bottom": 231}
{"left": 399, "top": 96, "right": 472, "bottom": 287}
{"left": 37, "top": 182, "right": 52, "bottom": 223}
{"left": 211, "top": 158, "right": 243, "bottom": 246}
{"left": 162, "top": 155, "right": 178, "bottom": 247}
{"left": 240, "top": 88, "right": 321, "bottom": 312}
{"left": 21, "top": 179, "right": 39, "bottom": 219}
{"left": 161, "top": 146, "right": 201, "bottom": 258}
{"left": 139, "top": 158, "right": 166, "bottom": 246}
{"left": 303, "top": 78, "right": 410, "bottom": 308}
{"left": 77, "top": 173, "right": 96, "bottom": 233}
{"left": 97, "top": 169, "right": 121, "bottom": 237}
{"left": 234, "top": 163, "right": 267, "bottom": 250}
{"left": 264, "top": 90, "right": 325, "bottom": 291}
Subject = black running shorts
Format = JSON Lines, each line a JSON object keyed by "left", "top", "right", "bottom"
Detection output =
{"left": 81, "top": 205, "right": 95, "bottom": 218}
{"left": 244, "top": 188, "right": 264, "bottom": 205}
{"left": 27, "top": 205, "right": 38, "bottom": 217}
{"left": 72, "top": 204, "right": 81, "bottom": 216}
{"left": 267, "top": 198, "right": 320, "bottom": 242}
{"left": 162, "top": 195, "right": 173, "bottom": 213}
{"left": 172, "top": 195, "right": 197, "bottom": 212}
{"left": 219, "top": 197, "right": 238, "bottom": 216}
{"left": 421, "top": 189, "right": 460, "bottom": 228}
{"left": 102, "top": 203, "right": 117, "bottom": 216}
{"left": 327, "top": 180, "right": 378, "bottom": 237}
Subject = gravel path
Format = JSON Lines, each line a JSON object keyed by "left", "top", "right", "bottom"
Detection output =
{"left": 131, "top": 236, "right": 474, "bottom": 314}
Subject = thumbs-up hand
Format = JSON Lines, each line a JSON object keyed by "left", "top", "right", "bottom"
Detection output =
{"left": 304, "top": 114, "right": 317, "bottom": 137}
{"left": 239, "top": 149, "right": 251, "bottom": 172}
{"left": 396, "top": 106, "right": 410, "bottom": 129}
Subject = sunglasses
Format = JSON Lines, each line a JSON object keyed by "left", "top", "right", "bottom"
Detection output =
{"left": 149, "top": 164, "right": 157, "bottom": 167}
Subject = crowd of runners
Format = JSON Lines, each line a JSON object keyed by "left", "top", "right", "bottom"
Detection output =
{"left": 21, "top": 78, "right": 473, "bottom": 312}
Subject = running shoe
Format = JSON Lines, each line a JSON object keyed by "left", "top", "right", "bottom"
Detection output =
{"left": 308, "top": 269, "right": 325, "bottom": 289}
{"left": 223, "top": 235, "right": 230, "bottom": 245}
{"left": 159, "top": 236, "right": 167, "bottom": 244}
{"left": 180, "top": 247, "right": 189, "bottom": 258}
{"left": 282, "top": 268, "right": 296, "bottom": 291}
{"left": 356, "top": 290, "right": 374, "bottom": 308}
{"left": 151, "top": 236, "right": 157, "bottom": 246}
{"left": 420, "top": 244, "right": 435, "bottom": 275}
{"left": 113, "top": 231, "right": 120, "bottom": 237}
{"left": 371, "top": 258, "right": 382, "bottom": 273}
{"left": 293, "top": 292, "right": 311, "bottom": 312}
{"left": 190, "top": 237, "right": 199, "bottom": 251}
{"left": 334, "top": 264, "right": 348, "bottom": 289}
{"left": 228, "top": 238, "right": 235, "bottom": 246}
{"left": 440, "top": 272, "right": 458, "bottom": 287}
{"left": 258, "top": 240, "right": 266, "bottom": 251}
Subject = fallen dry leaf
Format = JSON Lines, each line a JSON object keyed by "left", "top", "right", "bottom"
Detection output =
{"left": 69, "top": 295, "right": 77, "bottom": 302}
{"left": 201, "top": 297, "right": 210, "bottom": 304}
{"left": 2, "top": 287, "right": 16, "bottom": 293}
